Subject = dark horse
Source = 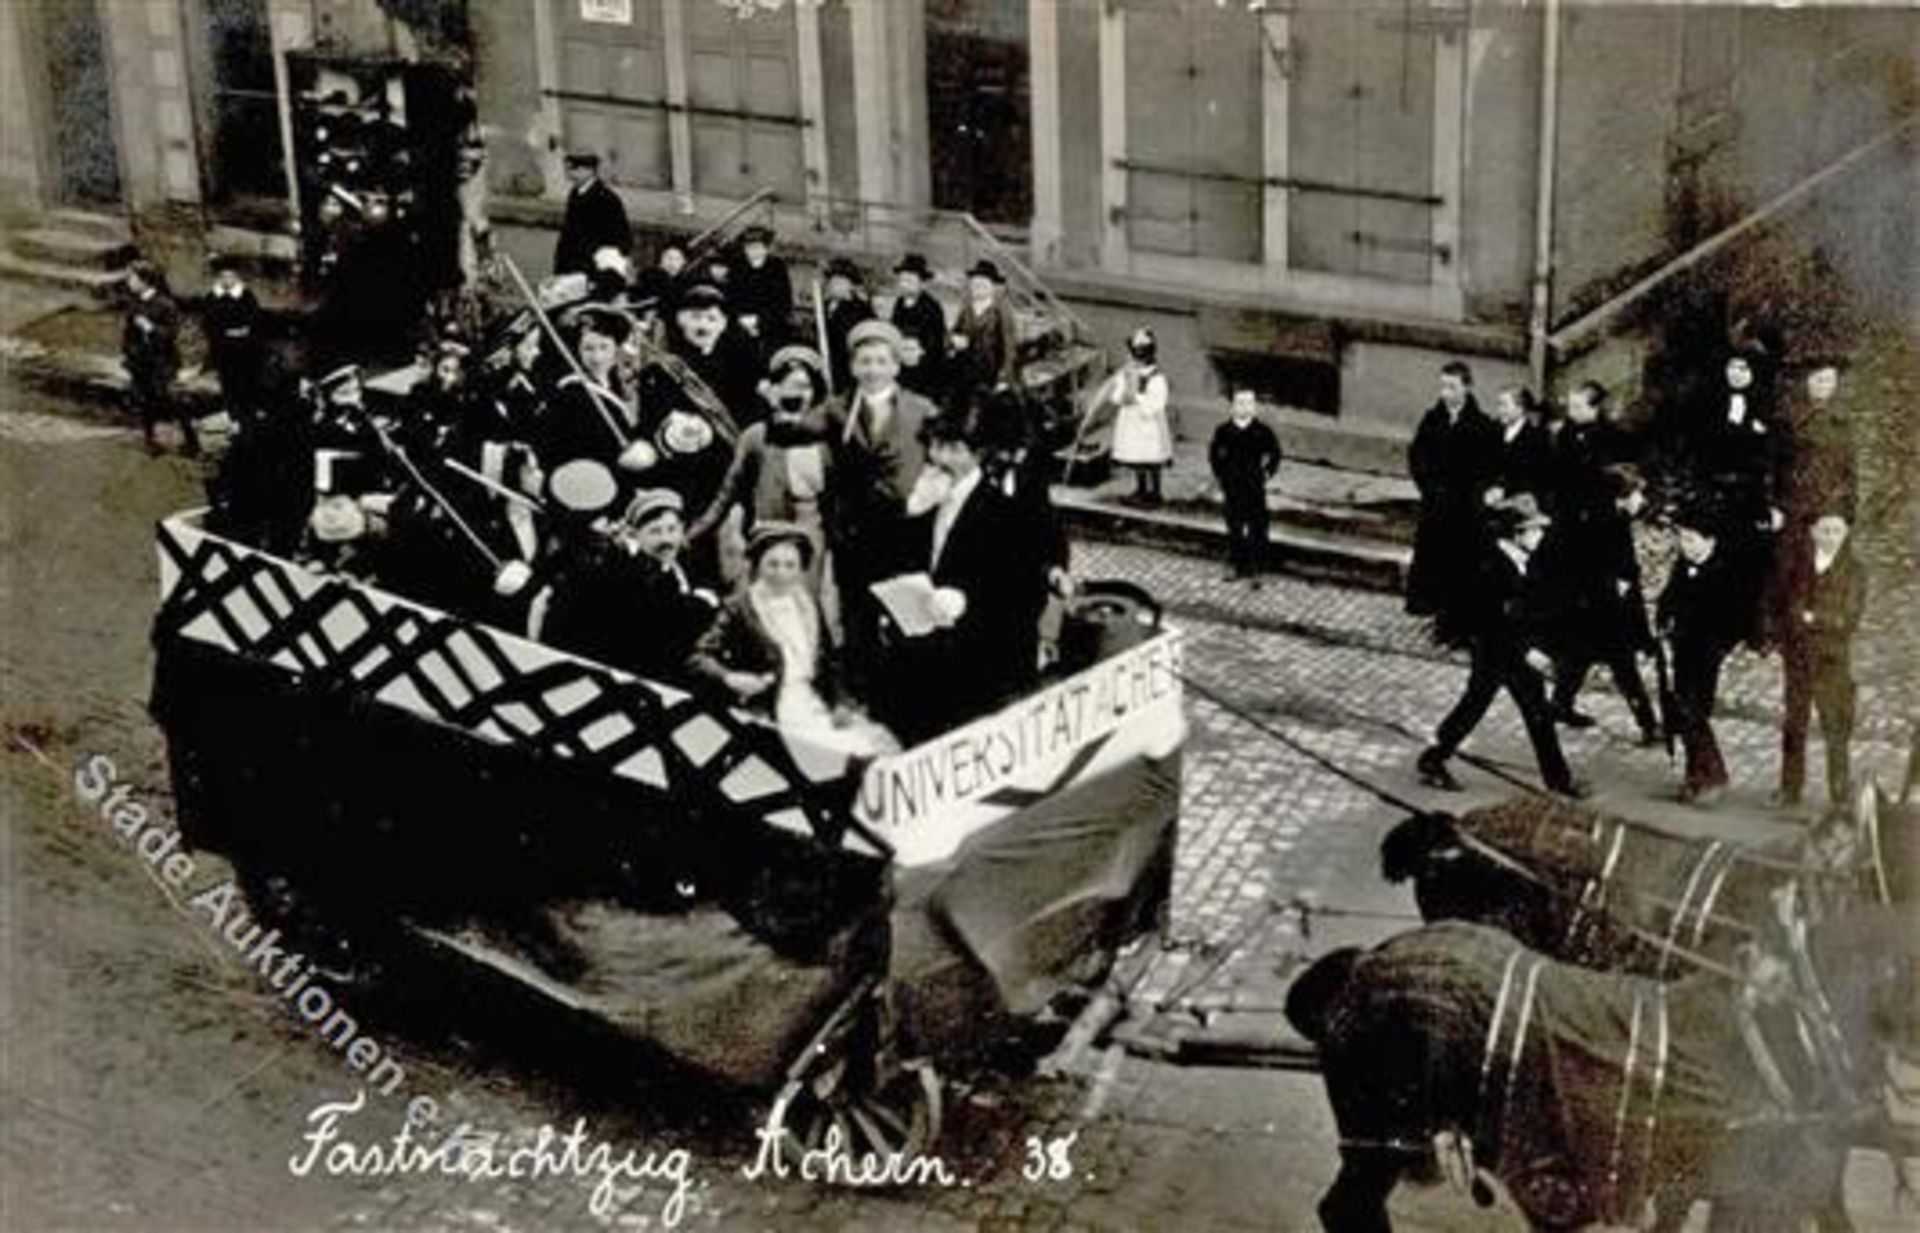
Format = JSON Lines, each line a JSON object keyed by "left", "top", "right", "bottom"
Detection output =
{"left": 1286, "top": 905, "right": 1917, "bottom": 1232}
{"left": 1378, "top": 787, "right": 1901, "bottom": 976}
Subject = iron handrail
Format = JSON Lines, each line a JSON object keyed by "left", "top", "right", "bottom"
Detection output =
{"left": 797, "top": 193, "right": 1097, "bottom": 347}
{"left": 681, "top": 185, "right": 781, "bottom": 267}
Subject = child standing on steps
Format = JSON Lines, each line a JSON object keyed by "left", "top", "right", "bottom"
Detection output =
{"left": 1105, "top": 327, "right": 1172, "bottom": 507}
{"left": 1209, "top": 385, "right": 1283, "bottom": 585}
{"left": 121, "top": 258, "right": 194, "bottom": 457}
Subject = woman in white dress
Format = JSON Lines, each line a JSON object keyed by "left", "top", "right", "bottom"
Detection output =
{"left": 688, "top": 522, "right": 898, "bottom": 758}
{"left": 1104, "top": 327, "right": 1172, "bottom": 507}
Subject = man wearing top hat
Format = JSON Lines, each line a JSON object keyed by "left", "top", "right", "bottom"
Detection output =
{"left": 823, "top": 319, "right": 936, "bottom": 691}
{"left": 553, "top": 152, "right": 633, "bottom": 278}
{"left": 886, "top": 253, "right": 950, "bottom": 404}
{"left": 1416, "top": 494, "right": 1587, "bottom": 799}
{"left": 951, "top": 258, "right": 1020, "bottom": 402}
{"left": 731, "top": 224, "right": 794, "bottom": 350}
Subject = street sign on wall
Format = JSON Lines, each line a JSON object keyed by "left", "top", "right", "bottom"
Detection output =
{"left": 580, "top": 0, "right": 631, "bottom": 24}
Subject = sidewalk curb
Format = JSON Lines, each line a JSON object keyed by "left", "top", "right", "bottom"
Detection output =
{"left": 1055, "top": 487, "right": 1409, "bottom": 595}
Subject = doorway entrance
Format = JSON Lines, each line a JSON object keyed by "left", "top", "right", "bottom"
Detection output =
{"left": 925, "top": 0, "right": 1031, "bottom": 227}
{"left": 199, "top": 0, "right": 288, "bottom": 209}
{"left": 40, "top": 0, "right": 122, "bottom": 205}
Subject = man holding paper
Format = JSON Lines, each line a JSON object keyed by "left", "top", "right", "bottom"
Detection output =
{"left": 874, "top": 404, "right": 1040, "bottom": 743}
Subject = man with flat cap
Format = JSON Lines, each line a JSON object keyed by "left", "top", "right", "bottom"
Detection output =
{"left": 664, "top": 280, "right": 760, "bottom": 428}
{"left": 553, "top": 152, "right": 633, "bottom": 278}
{"left": 886, "top": 253, "right": 950, "bottom": 405}
{"left": 541, "top": 486, "right": 716, "bottom": 681}
{"left": 824, "top": 318, "right": 936, "bottom": 694}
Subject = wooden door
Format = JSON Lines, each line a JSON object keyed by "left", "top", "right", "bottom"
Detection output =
{"left": 200, "top": 0, "right": 285, "bottom": 203}
{"left": 1122, "top": 0, "right": 1262, "bottom": 263}
{"left": 553, "top": 0, "right": 672, "bottom": 191}
{"left": 1286, "top": 0, "right": 1437, "bottom": 283}
{"left": 926, "top": 0, "right": 1032, "bottom": 225}
{"left": 685, "top": 0, "right": 805, "bottom": 202}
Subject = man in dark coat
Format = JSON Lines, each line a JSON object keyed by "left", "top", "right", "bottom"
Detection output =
{"left": 883, "top": 403, "right": 1041, "bottom": 742}
{"left": 1539, "top": 381, "right": 1637, "bottom": 728}
{"left": 1415, "top": 496, "right": 1585, "bottom": 799}
{"left": 887, "top": 253, "right": 950, "bottom": 405}
{"left": 950, "top": 259, "right": 1020, "bottom": 403}
{"left": 977, "top": 386, "right": 1073, "bottom": 667}
{"left": 820, "top": 257, "right": 874, "bottom": 396}
{"left": 1484, "top": 384, "right": 1552, "bottom": 507}
{"left": 666, "top": 282, "right": 761, "bottom": 428}
{"left": 730, "top": 225, "right": 793, "bottom": 350}
{"left": 1405, "top": 361, "right": 1497, "bottom": 644}
{"left": 1766, "top": 356, "right": 1858, "bottom": 638}
{"left": 1777, "top": 357, "right": 1857, "bottom": 526}
{"left": 552, "top": 153, "right": 633, "bottom": 278}
{"left": 540, "top": 488, "right": 716, "bottom": 682}
{"left": 1777, "top": 511, "right": 1867, "bottom": 810}
{"left": 1657, "top": 505, "right": 1748, "bottom": 806}
{"left": 1548, "top": 465, "right": 1662, "bottom": 744}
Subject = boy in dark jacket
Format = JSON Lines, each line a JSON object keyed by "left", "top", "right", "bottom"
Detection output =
{"left": 1656, "top": 505, "right": 1747, "bottom": 806}
{"left": 1209, "top": 386, "right": 1282, "bottom": 584}
{"left": 1777, "top": 511, "right": 1866, "bottom": 810}
{"left": 121, "top": 259, "right": 195, "bottom": 456}
{"left": 202, "top": 255, "right": 266, "bottom": 426}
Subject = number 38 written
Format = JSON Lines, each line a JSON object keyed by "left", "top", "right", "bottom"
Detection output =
{"left": 1022, "top": 1131, "right": 1077, "bottom": 1182}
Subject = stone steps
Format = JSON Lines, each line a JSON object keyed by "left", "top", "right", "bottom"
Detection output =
{"left": 0, "top": 250, "right": 126, "bottom": 294}
{"left": 11, "top": 226, "right": 137, "bottom": 271}
{"left": 42, "top": 208, "right": 133, "bottom": 243}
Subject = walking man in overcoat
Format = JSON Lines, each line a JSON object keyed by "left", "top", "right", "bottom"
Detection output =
{"left": 1405, "top": 361, "right": 1498, "bottom": 645}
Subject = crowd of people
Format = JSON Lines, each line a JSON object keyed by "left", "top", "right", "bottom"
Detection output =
{"left": 138, "top": 155, "right": 1077, "bottom": 753}
{"left": 112, "top": 148, "right": 1878, "bottom": 801}
{"left": 1404, "top": 352, "right": 1865, "bottom": 812}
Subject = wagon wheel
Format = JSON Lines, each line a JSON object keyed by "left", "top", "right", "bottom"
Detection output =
{"left": 768, "top": 1056, "right": 944, "bottom": 1166}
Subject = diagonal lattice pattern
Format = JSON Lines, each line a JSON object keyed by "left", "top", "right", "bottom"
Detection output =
{"left": 153, "top": 514, "right": 889, "bottom": 860}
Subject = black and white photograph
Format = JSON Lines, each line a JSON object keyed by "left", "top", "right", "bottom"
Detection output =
{"left": 1, "top": 1, "right": 1916, "bottom": 1229}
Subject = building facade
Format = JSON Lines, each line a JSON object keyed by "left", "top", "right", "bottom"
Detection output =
{"left": 5, "top": 1, "right": 1916, "bottom": 432}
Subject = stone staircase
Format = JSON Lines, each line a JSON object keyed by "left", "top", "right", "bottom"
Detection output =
{"left": 0, "top": 209, "right": 136, "bottom": 293}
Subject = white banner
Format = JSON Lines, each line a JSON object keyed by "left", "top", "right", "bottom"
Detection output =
{"left": 855, "top": 633, "right": 1186, "bottom": 867}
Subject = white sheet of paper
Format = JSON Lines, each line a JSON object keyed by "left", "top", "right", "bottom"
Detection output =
{"left": 869, "top": 572, "right": 941, "bottom": 638}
